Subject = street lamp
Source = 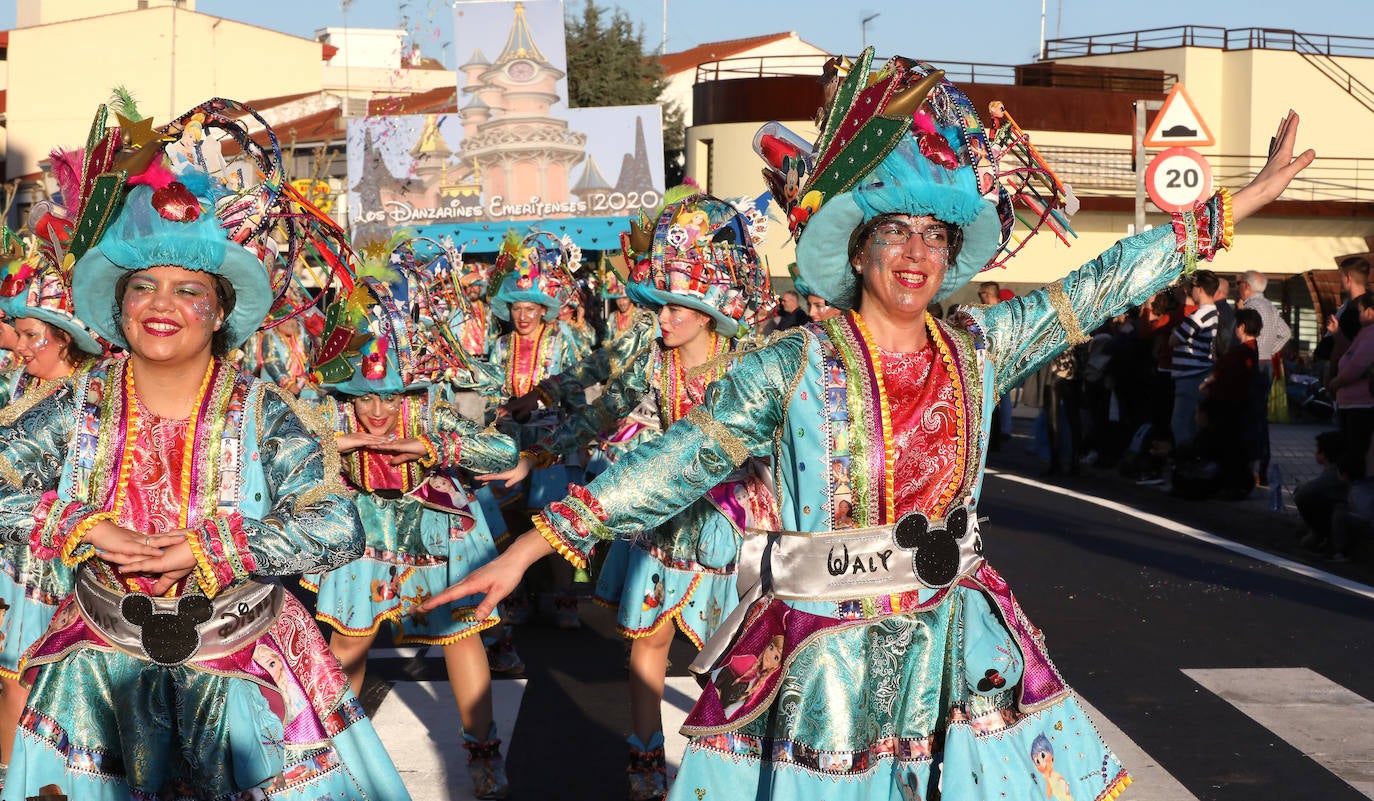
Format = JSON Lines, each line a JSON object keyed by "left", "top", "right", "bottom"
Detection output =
{"left": 861, "top": 12, "right": 880, "bottom": 50}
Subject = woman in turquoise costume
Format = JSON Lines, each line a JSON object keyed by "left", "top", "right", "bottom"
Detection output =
{"left": 430, "top": 52, "right": 1313, "bottom": 801}
{"left": 0, "top": 237, "right": 103, "bottom": 775}
{"left": 0, "top": 99, "right": 410, "bottom": 800}
{"left": 481, "top": 193, "right": 773, "bottom": 801}
{"left": 302, "top": 266, "right": 518, "bottom": 800}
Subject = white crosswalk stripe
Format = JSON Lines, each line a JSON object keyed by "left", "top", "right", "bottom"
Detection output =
{"left": 365, "top": 668, "right": 1374, "bottom": 799}
{"left": 1184, "top": 668, "right": 1374, "bottom": 798}
{"left": 369, "top": 678, "right": 528, "bottom": 800}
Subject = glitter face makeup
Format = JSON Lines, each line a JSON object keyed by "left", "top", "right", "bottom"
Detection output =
{"left": 855, "top": 214, "right": 953, "bottom": 319}
{"left": 14, "top": 317, "right": 73, "bottom": 380}
{"left": 119, "top": 265, "right": 223, "bottom": 365}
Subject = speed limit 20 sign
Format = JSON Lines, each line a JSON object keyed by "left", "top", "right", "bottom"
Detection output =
{"left": 1145, "top": 147, "right": 1213, "bottom": 213}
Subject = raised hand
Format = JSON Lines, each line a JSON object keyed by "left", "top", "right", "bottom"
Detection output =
{"left": 477, "top": 456, "right": 533, "bottom": 488}
{"left": 1232, "top": 110, "right": 1316, "bottom": 222}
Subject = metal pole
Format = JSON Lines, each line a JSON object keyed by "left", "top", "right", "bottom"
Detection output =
{"left": 861, "top": 13, "right": 880, "bottom": 50}
{"left": 662, "top": 0, "right": 668, "bottom": 55}
{"left": 1134, "top": 98, "right": 1162, "bottom": 234}
{"left": 1039, "top": 0, "right": 1046, "bottom": 60}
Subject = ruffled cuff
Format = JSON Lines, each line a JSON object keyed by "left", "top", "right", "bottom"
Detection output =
{"left": 1171, "top": 191, "right": 1234, "bottom": 273}
{"left": 30, "top": 493, "right": 112, "bottom": 566}
{"left": 521, "top": 445, "right": 556, "bottom": 471}
{"left": 536, "top": 484, "right": 611, "bottom": 569}
{"left": 187, "top": 512, "right": 256, "bottom": 598}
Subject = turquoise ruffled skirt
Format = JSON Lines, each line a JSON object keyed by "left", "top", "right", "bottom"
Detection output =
{"left": 4, "top": 595, "right": 411, "bottom": 801}
{"left": 670, "top": 580, "right": 1129, "bottom": 801}
{"left": 0, "top": 548, "right": 72, "bottom": 678}
{"left": 603, "top": 538, "right": 737, "bottom": 648}
{"left": 306, "top": 493, "right": 500, "bottom": 644}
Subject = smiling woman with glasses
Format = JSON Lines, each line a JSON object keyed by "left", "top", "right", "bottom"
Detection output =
{"left": 425, "top": 53, "right": 1313, "bottom": 801}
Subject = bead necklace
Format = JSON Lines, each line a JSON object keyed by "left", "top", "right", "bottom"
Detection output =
{"left": 505, "top": 324, "right": 548, "bottom": 396}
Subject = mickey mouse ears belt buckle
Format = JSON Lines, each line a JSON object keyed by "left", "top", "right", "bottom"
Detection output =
{"left": 75, "top": 572, "right": 283, "bottom": 667}
{"left": 749, "top": 506, "right": 984, "bottom": 601}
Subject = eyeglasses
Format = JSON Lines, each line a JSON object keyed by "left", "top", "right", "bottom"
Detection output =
{"left": 870, "top": 222, "right": 952, "bottom": 249}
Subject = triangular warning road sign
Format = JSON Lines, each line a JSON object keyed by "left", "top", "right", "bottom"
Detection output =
{"left": 1144, "top": 83, "right": 1215, "bottom": 148}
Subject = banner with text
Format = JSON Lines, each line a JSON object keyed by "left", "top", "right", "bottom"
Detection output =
{"left": 347, "top": 0, "right": 665, "bottom": 251}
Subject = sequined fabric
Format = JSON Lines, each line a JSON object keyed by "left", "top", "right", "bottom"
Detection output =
{"left": 0, "top": 357, "right": 411, "bottom": 800}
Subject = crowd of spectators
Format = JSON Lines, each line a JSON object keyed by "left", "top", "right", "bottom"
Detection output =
{"left": 980, "top": 265, "right": 1373, "bottom": 563}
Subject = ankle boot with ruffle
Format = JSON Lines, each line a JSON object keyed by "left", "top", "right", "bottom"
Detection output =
{"left": 464, "top": 723, "right": 510, "bottom": 800}
{"left": 626, "top": 732, "right": 667, "bottom": 801}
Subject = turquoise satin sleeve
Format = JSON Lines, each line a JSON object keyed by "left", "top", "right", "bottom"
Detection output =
{"left": 537, "top": 344, "right": 654, "bottom": 458}
{"left": 976, "top": 197, "right": 1220, "bottom": 396}
{"left": 0, "top": 379, "right": 84, "bottom": 547}
{"left": 429, "top": 400, "right": 519, "bottom": 474}
{"left": 240, "top": 390, "right": 364, "bottom": 576}
{"left": 539, "top": 310, "right": 656, "bottom": 405}
{"left": 538, "top": 330, "right": 809, "bottom": 559}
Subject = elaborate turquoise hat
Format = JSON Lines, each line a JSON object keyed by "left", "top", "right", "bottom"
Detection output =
{"left": 73, "top": 180, "right": 271, "bottom": 349}
{"left": 0, "top": 259, "right": 103, "bottom": 356}
{"left": 62, "top": 95, "right": 352, "bottom": 351}
{"left": 758, "top": 51, "right": 1073, "bottom": 310}
{"left": 622, "top": 193, "right": 771, "bottom": 338}
{"left": 489, "top": 232, "right": 576, "bottom": 323}
{"left": 313, "top": 238, "right": 473, "bottom": 397}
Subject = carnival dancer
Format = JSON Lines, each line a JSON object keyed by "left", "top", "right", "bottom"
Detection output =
{"left": 466, "top": 232, "right": 586, "bottom": 631}
{"left": 0, "top": 98, "right": 411, "bottom": 800}
{"left": 557, "top": 295, "right": 595, "bottom": 360}
{"left": 0, "top": 248, "right": 103, "bottom": 775}
{"left": 249, "top": 316, "right": 315, "bottom": 399}
{"left": 458, "top": 262, "right": 497, "bottom": 360}
{"left": 480, "top": 231, "right": 585, "bottom": 422}
{"left": 302, "top": 270, "right": 518, "bottom": 800}
{"left": 427, "top": 52, "right": 1313, "bottom": 800}
{"left": 603, "top": 266, "right": 639, "bottom": 341}
{"left": 479, "top": 193, "right": 773, "bottom": 801}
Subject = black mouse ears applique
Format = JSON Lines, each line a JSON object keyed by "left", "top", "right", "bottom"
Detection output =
{"left": 892, "top": 507, "right": 980, "bottom": 587}
{"left": 121, "top": 592, "right": 213, "bottom": 667}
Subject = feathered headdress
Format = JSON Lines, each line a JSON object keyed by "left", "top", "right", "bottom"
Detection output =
{"left": 757, "top": 50, "right": 1076, "bottom": 308}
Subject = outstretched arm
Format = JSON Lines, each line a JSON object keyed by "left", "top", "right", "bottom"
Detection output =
{"left": 979, "top": 111, "right": 1314, "bottom": 395}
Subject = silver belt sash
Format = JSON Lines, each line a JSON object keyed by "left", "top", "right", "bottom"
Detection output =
{"left": 690, "top": 507, "right": 984, "bottom": 676}
{"left": 75, "top": 570, "right": 283, "bottom": 666}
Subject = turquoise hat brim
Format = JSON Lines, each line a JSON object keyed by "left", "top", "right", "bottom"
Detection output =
{"left": 491, "top": 275, "right": 560, "bottom": 323}
{"left": 72, "top": 243, "right": 272, "bottom": 350}
{"left": 795, "top": 192, "right": 1003, "bottom": 310}
{"left": 11, "top": 306, "right": 103, "bottom": 356}
{"left": 626, "top": 281, "right": 740, "bottom": 338}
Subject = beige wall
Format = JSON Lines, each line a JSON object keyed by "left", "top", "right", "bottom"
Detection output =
{"left": 1057, "top": 47, "right": 1374, "bottom": 161}
{"left": 7, "top": 7, "right": 322, "bottom": 176}
{"left": 17, "top": 0, "right": 195, "bottom": 28}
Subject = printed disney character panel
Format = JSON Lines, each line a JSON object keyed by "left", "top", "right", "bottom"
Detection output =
{"left": 686, "top": 599, "right": 833, "bottom": 731}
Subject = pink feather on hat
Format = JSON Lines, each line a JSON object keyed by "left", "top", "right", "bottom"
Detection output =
{"left": 48, "top": 148, "right": 85, "bottom": 214}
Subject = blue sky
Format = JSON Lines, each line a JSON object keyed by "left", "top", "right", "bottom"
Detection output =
{"left": 2, "top": 1, "right": 1365, "bottom": 68}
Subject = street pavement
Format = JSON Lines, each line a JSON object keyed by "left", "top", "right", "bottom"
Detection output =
{"left": 353, "top": 417, "right": 1374, "bottom": 801}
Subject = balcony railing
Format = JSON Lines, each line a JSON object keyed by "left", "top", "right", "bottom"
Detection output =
{"left": 1044, "top": 26, "right": 1374, "bottom": 60}
{"left": 1037, "top": 145, "right": 1374, "bottom": 203}
{"left": 694, "top": 55, "right": 1018, "bottom": 85}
